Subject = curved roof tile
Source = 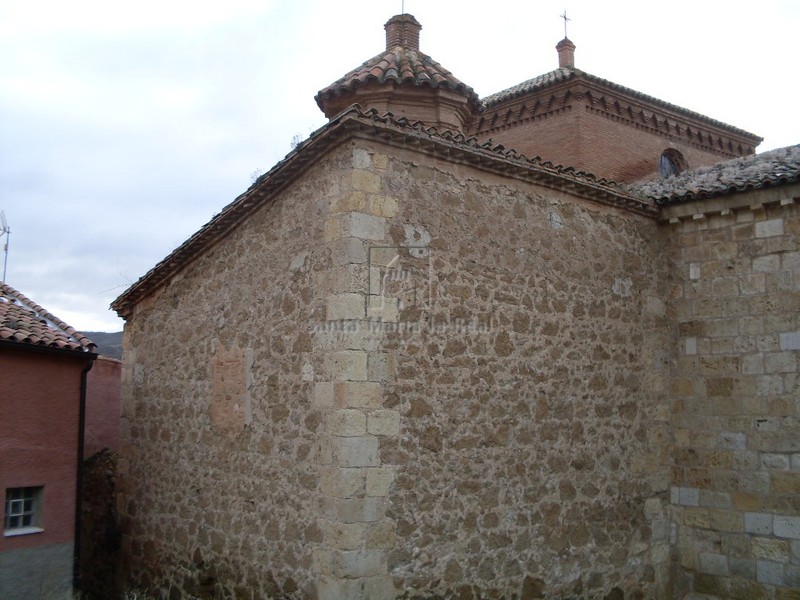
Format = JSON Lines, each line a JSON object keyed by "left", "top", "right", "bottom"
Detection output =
{"left": 629, "top": 144, "right": 800, "bottom": 204}
{"left": 315, "top": 47, "right": 480, "bottom": 110}
{"left": 0, "top": 283, "right": 96, "bottom": 352}
{"left": 482, "top": 67, "right": 760, "bottom": 140}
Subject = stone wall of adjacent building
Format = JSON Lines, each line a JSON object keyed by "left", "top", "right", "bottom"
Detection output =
{"left": 664, "top": 185, "right": 800, "bottom": 599}
{"left": 117, "top": 147, "right": 356, "bottom": 599}
{"left": 317, "top": 138, "right": 675, "bottom": 599}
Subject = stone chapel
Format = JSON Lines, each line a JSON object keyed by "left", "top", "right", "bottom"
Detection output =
{"left": 112, "top": 14, "right": 800, "bottom": 600}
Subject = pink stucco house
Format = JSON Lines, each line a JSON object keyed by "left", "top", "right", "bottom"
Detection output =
{"left": 0, "top": 283, "right": 100, "bottom": 599}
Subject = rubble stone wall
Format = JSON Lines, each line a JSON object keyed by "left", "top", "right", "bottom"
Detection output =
{"left": 118, "top": 148, "right": 352, "bottom": 599}
{"left": 335, "top": 140, "right": 674, "bottom": 599}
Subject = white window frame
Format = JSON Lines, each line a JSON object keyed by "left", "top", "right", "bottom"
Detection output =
{"left": 4, "top": 486, "right": 44, "bottom": 537}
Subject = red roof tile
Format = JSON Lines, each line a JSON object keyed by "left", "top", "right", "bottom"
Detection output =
{"left": 315, "top": 47, "right": 480, "bottom": 112}
{"left": 0, "top": 283, "right": 96, "bottom": 353}
{"left": 482, "top": 67, "right": 761, "bottom": 142}
{"left": 630, "top": 144, "right": 800, "bottom": 204}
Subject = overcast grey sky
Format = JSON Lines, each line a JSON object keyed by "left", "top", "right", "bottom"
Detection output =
{"left": 1, "top": 0, "right": 798, "bottom": 332}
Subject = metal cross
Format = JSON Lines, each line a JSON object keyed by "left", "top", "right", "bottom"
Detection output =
{"left": 560, "top": 10, "right": 571, "bottom": 38}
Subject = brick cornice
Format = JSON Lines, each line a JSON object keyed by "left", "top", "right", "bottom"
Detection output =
{"left": 475, "top": 74, "right": 761, "bottom": 158}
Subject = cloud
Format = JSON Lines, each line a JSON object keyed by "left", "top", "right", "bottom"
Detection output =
{"left": 0, "top": 0, "right": 797, "bottom": 332}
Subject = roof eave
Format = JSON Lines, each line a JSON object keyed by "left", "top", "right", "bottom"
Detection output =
{"left": 112, "top": 105, "right": 655, "bottom": 319}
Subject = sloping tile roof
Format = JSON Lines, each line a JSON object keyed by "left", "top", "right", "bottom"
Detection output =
{"left": 112, "top": 104, "right": 654, "bottom": 318}
{"left": 482, "top": 67, "right": 760, "bottom": 141}
{"left": 629, "top": 144, "right": 800, "bottom": 205}
{"left": 315, "top": 47, "right": 480, "bottom": 110}
{"left": 482, "top": 67, "right": 575, "bottom": 106}
{"left": 0, "top": 283, "right": 96, "bottom": 352}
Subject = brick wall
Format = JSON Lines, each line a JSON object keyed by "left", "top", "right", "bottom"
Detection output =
{"left": 664, "top": 186, "right": 800, "bottom": 598}
{"left": 475, "top": 82, "right": 756, "bottom": 183}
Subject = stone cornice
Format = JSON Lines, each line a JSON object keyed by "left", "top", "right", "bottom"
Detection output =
{"left": 658, "top": 183, "right": 800, "bottom": 224}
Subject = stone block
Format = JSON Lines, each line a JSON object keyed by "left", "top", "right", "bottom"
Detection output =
{"left": 366, "top": 521, "right": 396, "bottom": 549}
{"left": 372, "top": 153, "right": 388, "bottom": 170}
{"left": 765, "top": 352, "right": 797, "bottom": 373}
{"left": 320, "top": 467, "right": 365, "bottom": 498}
{"left": 773, "top": 473, "right": 800, "bottom": 494}
{"left": 335, "top": 381, "right": 382, "bottom": 408}
{"left": 360, "top": 576, "right": 396, "bottom": 600}
{"left": 756, "top": 374, "right": 784, "bottom": 396}
{"left": 327, "top": 293, "right": 366, "bottom": 320}
{"left": 792, "top": 453, "right": 800, "bottom": 471}
{"left": 740, "top": 272, "right": 766, "bottom": 295}
{"left": 683, "top": 508, "right": 711, "bottom": 528}
{"left": 366, "top": 195, "right": 399, "bottom": 218}
{"left": 757, "top": 560, "right": 785, "bottom": 586}
{"left": 689, "top": 263, "right": 701, "bottom": 280}
{"left": 327, "top": 351, "right": 368, "bottom": 381}
{"left": 745, "top": 512, "right": 773, "bottom": 535}
{"left": 740, "top": 471, "right": 771, "bottom": 494}
{"left": 331, "top": 497, "right": 386, "bottom": 523}
{"left": 700, "top": 490, "right": 731, "bottom": 508}
{"left": 698, "top": 552, "right": 728, "bottom": 576}
{"left": 324, "top": 217, "right": 342, "bottom": 241}
{"left": 366, "top": 467, "right": 395, "bottom": 497}
{"left": 367, "top": 352, "right": 395, "bottom": 382}
{"left": 780, "top": 331, "right": 800, "bottom": 351}
{"left": 316, "top": 575, "right": 366, "bottom": 600}
{"left": 330, "top": 191, "right": 367, "bottom": 213}
{"left": 775, "top": 516, "right": 800, "bottom": 539}
{"left": 343, "top": 213, "right": 385, "bottom": 240}
{"left": 742, "top": 353, "right": 764, "bottom": 375}
{"left": 786, "top": 565, "right": 800, "bottom": 588}
{"left": 678, "top": 487, "right": 700, "bottom": 506}
{"left": 753, "top": 254, "right": 780, "bottom": 272}
{"left": 784, "top": 251, "right": 800, "bottom": 271}
{"left": 762, "top": 453, "right": 791, "bottom": 470}
{"left": 351, "top": 169, "right": 381, "bottom": 193}
{"left": 313, "top": 382, "right": 335, "bottom": 408}
{"left": 752, "top": 537, "right": 790, "bottom": 561}
{"left": 329, "top": 410, "right": 367, "bottom": 437}
{"left": 320, "top": 520, "right": 366, "bottom": 550}
{"left": 367, "top": 296, "right": 399, "bottom": 323}
{"left": 718, "top": 432, "right": 747, "bottom": 450}
{"left": 331, "top": 237, "right": 368, "bottom": 266}
{"left": 685, "top": 337, "right": 697, "bottom": 355}
{"left": 332, "top": 436, "right": 380, "bottom": 467}
{"left": 352, "top": 148, "right": 372, "bottom": 168}
{"left": 332, "top": 549, "right": 384, "bottom": 578}
{"left": 367, "top": 410, "right": 401, "bottom": 436}
{"left": 729, "top": 557, "right": 756, "bottom": 579}
{"left": 313, "top": 548, "right": 335, "bottom": 576}
{"left": 709, "top": 509, "right": 742, "bottom": 532}
{"left": 732, "top": 493, "right": 762, "bottom": 511}
{"left": 645, "top": 497, "right": 665, "bottom": 518}
{"left": 755, "top": 218, "right": 785, "bottom": 238}
{"left": 777, "top": 589, "right": 800, "bottom": 600}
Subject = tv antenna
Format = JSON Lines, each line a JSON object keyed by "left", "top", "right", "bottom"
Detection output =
{"left": 1, "top": 211, "right": 10, "bottom": 282}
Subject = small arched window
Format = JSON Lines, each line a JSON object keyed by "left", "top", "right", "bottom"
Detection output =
{"left": 659, "top": 148, "right": 687, "bottom": 178}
